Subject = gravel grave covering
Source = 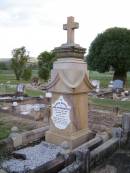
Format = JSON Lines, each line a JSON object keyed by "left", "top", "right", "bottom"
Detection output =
{"left": 2, "top": 141, "right": 63, "bottom": 173}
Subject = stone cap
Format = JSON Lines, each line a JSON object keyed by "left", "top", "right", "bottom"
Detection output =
{"left": 53, "top": 45, "right": 86, "bottom": 59}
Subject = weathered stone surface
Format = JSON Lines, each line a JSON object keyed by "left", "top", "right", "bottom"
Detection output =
{"left": 0, "top": 126, "right": 49, "bottom": 153}
{"left": 46, "top": 56, "right": 93, "bottom": 149}
{"left": 63, "top": 16, "right": 79, "bottom": 45}
{"left": 54, "top": 46, "right": 86, "bottom": 59}
{"left": 122, "top": 113, "right": 130, "bottom": 132}
{"left": 75, "top": 132, "right": 109, "bottom": 152}
{"left": 112, "top": 127, "right": 123, "bottom": 139}
{"left": 46, "top": 129, "right": 94, "bottom": 150}
{"left": 9, "top": 132, "right": 23, "bottom": 148}
{"left": 22, "top": 126, "right": 49, "bottom": 145}
{"left": 90, "top": 138, "right": 119, "bottom": 167}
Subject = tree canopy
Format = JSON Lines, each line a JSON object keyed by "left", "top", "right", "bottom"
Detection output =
{"left": 87, "top": 27, "right": 130, "bottom": 84}
{"left": 11, "top": 46, "right": 31, "bottom": 80}
{"left": 38, "top": 51, "right": 56, "bottom": 81}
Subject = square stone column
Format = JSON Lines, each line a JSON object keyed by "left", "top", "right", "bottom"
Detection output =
{"left": 45, "top": 48, "right": 94, "bottom": 149}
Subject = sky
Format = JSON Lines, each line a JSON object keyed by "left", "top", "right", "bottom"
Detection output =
{"left": 0, "top": 0, "right": 130, "bottom": 59}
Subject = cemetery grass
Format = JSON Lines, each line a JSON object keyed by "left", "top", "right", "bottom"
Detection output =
{"left": 25, "top": 89, "right": 44, "bottom": 97}
{"left": 0, "top": 70, "right": 38, "bottom": 84}
{"left": 0, "top": 87, "right": 43, "bottom": 97}
{"left": 89, "top": 97, "right": 130, "bottom": 111}
{"left": 89, "top": 71, "right": 130, "bottom": 88}
{"left": 0, "top": 70, "right": 43, "bottom": 97}
{"left": 1, "top": 70, "right": 130, "bottom": 89}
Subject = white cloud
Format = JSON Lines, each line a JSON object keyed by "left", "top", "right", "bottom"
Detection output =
{"left": 0, "top": 0, "right": 130, "bottom": 58}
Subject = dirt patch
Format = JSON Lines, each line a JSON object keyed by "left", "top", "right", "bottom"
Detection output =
{"left": 0, "top": 112, "right": 44, "bottom": 140}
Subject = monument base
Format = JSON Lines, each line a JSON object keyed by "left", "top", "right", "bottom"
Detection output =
{"left": 45, "top": 129, "right": 95, "bottom": 150}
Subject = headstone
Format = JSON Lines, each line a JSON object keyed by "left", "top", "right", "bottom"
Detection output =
{"left": 45, "top": 17, "right": 94, "bottom": 149}
{"left": 16, "top": 83, "right": 25, "bottom": 96}
{"left": 112, "top": 80, "right": 123, "bottom": 93}
{"left": 91, "top": 80, "right": 100, "bottom": 92}
{"left": 108, "top": 80, "right": 113, "bottom": 88}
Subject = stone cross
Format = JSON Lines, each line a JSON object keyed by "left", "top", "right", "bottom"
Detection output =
{"left": 63, "top": 16, "right": 79, "bottom": 45}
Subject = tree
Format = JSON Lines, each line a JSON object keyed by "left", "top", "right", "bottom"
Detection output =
{"left": 22, "top": 66, "right": 32, "bottom": 81}
{"left": 38, "top": 51, "right": 56, "bottom": 81}
{"left": 87, "top": 27, "right": 130, "bottom": 84}
{"left": 11, "top": 46, "right": 29, "bottom": 80}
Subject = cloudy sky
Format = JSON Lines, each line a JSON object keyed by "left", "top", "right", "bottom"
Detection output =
{"left": 0, "top": 0, "right": 130, "bottom": 59}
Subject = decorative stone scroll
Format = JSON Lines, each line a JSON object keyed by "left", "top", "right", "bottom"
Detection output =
{"left": 52, "top": 96, "right": 71, "bottom": 129}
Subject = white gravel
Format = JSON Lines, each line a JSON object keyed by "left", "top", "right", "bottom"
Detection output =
{"left": 2, "top": 142, "right": 63, "bottom": 173}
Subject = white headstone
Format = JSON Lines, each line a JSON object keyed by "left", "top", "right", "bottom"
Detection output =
{"left": 108, "top": 80, "right": 113, "bottom": 88}
{"left": 91, "top": 80, "right": 100, "bottom": 92}
{"left": 16, "top": 83, "right": 25, "bottom": 93}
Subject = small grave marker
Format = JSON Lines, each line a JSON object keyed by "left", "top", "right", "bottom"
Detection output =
{"left": 91, "top": 80, "right": 100, "bottom": 92}
{"left": 16, "top": 83, "right": 25, "bottom": 96}
{"left": 112, "top": 80, "right": 123, "bottom": 93}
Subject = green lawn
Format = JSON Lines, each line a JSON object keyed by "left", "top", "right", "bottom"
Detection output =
{"left": 0, "top": 69, "right": 38, "bottom": 84}
{"left": 0, "top": 121, "right": 10, "bottom": 140}
{"left": 0, "top": 85, "right": 44, "bottom": 97}
{"left": 25, "top": 89, "right": 44, "bottom": 97}
{"left": 0, "top": 70, "right": 44, "bottom": 97}
{"left": 89, "top": 97, "right": 130, "bottom": 111}
{"left": 0, "top": 69, "right": 130, "bottom": 88}
{"left": 89, "top": 71, "right": 130, "bottom": 88}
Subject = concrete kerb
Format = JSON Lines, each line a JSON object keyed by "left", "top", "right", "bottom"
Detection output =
{"left": 0, "top": 126, "right": 49, "bottom": 153}
{"left": 90, "top": 138, "right": 119, "bottom": 168}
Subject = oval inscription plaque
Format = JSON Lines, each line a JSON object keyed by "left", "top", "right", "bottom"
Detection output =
{"left": 52, "top": 96, "right": 71, "bottom": 129}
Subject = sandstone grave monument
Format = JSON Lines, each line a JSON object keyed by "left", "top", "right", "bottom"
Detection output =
{"left": 45, "top": 16, "right": 94, "bottom": 149}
